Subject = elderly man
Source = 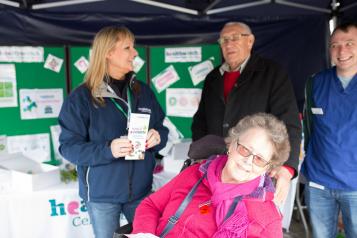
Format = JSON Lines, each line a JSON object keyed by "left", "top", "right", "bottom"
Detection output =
{"left": 302, "top": 22, "right": 357, "bottom": 238}
{"left": 192, "top": 22, "right": 301, "bottom": 204}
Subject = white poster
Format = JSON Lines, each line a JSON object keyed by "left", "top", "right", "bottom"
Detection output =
{"left": 133, "top": 55, "right": 145, "bottom": 73}
{"left": 7, "top": 133, "right": 50, "bottom": 163}
{"left": 165, "top": 47, "right": 202, "bottom": 63}
{"left": 0, "top": 64, "right": 18, "bottom": 107}
{"left": 166, "top": 88, "right": 202, "bottom": 117}
{"left": 19, "top": 88, "right": 63, "bottom": 120}
{"left": 0, "top": 46, "right": 44, "bottom": 62}
{"left": 50, "top": 125, "right": 64, "bottom": 162}
{"left": 158, "top": 117, "right": 184, "bottom": 157}
{"left": 152, "top": 65, "right": 180, "bottom": 93}
{"left": 44, "top": 54, "right": 64, "bottom": 73}
{"left": 74, "top": 56, "right": 89, "bottom": 74}
{"left": 188, "top": 58, "right": 214, "bottom": 86}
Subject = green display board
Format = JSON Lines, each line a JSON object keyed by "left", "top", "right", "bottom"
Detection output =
{"left": 69, "top": 46, "right": 148, "bottom": 91}
{"left": 149, "top": 44, "right": 222, "bottom": 138}
{"left": 0, "top": 46, "right": 67, "bottom": 165}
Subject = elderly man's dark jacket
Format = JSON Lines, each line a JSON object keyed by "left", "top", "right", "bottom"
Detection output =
{"left": 192, "top": 54, "right": 302, "bottom": 175}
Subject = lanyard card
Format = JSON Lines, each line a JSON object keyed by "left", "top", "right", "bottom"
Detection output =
{"left": 125, "top": 113, "right": 150, "bottom": 160}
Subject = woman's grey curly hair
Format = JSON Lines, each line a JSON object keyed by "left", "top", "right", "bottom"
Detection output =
{"left": 225, "top": 113, "right": 291, "bottom": 170}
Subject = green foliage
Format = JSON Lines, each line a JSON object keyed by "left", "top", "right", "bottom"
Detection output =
{"left": 336, "top": 232, "right": 345, "bottom": 238}
{"left": 60, "top": 168, "right": 77, "bottom": 184}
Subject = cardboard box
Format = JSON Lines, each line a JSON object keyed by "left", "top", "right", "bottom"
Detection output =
{"left": 0, "top": 153, "right": 61, "bottom": 191}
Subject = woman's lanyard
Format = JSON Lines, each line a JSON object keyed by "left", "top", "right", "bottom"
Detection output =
{"left": 107, "top": 85, "right": 133, "bottom": 129}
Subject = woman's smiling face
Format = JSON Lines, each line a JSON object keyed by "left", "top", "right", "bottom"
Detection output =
{"left": 106, "top": 36, "right": 138, "bottom": 78}
{"left": 222, "top": 127, "right": 274, "bottom": 184}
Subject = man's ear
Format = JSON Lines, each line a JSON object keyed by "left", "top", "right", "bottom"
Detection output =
{"left": 248, "top": 34, "right": 255, "bottom": 50}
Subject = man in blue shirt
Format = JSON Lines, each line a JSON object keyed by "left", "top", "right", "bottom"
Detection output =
{"left": 302, "top": 22, "right": 357, "bottom": 238}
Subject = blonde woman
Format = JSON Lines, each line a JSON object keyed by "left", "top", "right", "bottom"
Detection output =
{"left": 59, "top": 26, "right": 168, "bottom": 238}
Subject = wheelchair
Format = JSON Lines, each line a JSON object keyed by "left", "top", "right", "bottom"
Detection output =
{"left": 113, "top": 135, "right": 226, "bottom": 237}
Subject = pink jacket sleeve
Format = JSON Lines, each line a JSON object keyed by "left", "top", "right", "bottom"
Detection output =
{"left": 260, "top": 219, "right": 283, "bottom": 238}
{"left": 246, "top": 199, "right": 283, "bottom": 238}
{"left": 132, "top": 165, "right": 198, "bottom": 235}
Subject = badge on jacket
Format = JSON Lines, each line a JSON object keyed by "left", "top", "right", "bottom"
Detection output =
{"left": 311, "top": 107, "right": 323, "bottom": 115}
{"left": 199, "top": 200, "right": 211, "bottom": 214}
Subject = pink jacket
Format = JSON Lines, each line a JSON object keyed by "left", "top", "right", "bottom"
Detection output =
{"left": 132, "top": 163, "right": 283, "bottom": 238}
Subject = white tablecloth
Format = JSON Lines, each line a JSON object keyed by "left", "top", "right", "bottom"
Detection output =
{"left": 0, "top": 182, "right": 94, "bottom": 238}
{"left": 0, "top": 171, "right": 176, "bottom": 238}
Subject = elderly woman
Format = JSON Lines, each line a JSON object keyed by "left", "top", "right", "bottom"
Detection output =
{"left": 131, "top": 113, "right": 290, "bottom": 238}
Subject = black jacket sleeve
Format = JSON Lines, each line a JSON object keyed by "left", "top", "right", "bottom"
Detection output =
{"left": 268, "top": 63, "right": 302, "bottom": 178}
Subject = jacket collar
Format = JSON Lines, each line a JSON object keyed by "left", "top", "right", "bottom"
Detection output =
{"left": 219, "top": 55, "right": 250, "bottom": 75}
{"left": 93, "top": 81, "right": 120, "bottom": 99}
{"left": 242, "top": 54, "right": 265, "bottom": 72}
{"left": 94, "top": 79, "right": 140, "bottom": 113}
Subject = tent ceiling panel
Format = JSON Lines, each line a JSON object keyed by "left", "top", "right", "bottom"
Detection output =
{"left": 1, "top": 0, "right": 355, "bottom": 17}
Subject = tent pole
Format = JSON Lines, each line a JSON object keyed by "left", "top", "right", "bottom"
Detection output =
{"left": 0, "top": 0, "right": 20, "bottom": 7}
{"left": 201, "top": 0, "right": 221, "bottom": 15}
{"left": 32, "top": 0, "right": 105, "bottom": 10}
{"left": 129, "top": 0, "right": 199, "bottom": 15}
{"left": 206, "top": 0, "right": 270, "bottom": 15}
{"left": 330, "top": 0, "right": 339, "bottom": 32}
{"left": 340, "top": 1, "right": 357, "bottom": 12}
{"left": 275, "top": 0, "right": 331, "bottom": 13}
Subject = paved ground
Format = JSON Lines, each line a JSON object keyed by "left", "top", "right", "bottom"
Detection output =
{"left": 283, "top": 206, "right": 311, "bottom": 238}
{"left": 283, "top": 209, "right": 347, "bottom": 238}
{"left": 283, "top": 214, "right": 309, "bottom": 238}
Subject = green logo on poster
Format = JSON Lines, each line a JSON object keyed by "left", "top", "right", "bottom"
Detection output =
{"left": 168, "top": 97, "right": 177, "bottom": 106}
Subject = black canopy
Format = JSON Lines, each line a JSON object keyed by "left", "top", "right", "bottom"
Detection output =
{"left": 0, "top": 0, "right": 356, "bottom": 110}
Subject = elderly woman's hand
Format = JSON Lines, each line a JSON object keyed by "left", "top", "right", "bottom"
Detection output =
{"left": 146, "top": 129, "right": 161, "bottom": 150}
{"left": 270, "top": 166, "right": 293, "bottom": 205}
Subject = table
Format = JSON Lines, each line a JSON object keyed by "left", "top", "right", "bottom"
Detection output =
{"left": 0, "top": 171, "right": 177, "bottom": 238}
{"left": 0, "top": 182, "right": 94, "bottom": 238}
{"left": 0, "top": 164, "right": 297, "bottom": 238}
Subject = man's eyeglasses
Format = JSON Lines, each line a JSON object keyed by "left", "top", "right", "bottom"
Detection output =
{"left": 235, "top": 142, "right": 270, "bottom": 168}
{"left": 217, "top": 33, "right": 250, "bottom": 45}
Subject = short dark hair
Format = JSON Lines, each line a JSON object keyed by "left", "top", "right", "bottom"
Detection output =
{"left": 331, "top": 22, "right": 357, "bottom": 37}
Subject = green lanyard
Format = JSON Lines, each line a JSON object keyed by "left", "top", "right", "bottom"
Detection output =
{"left": 109, "top": 87, "right": 133, "bottom": 120}
{"left": 110, "top": 97, "right": 128, "bottom": 118}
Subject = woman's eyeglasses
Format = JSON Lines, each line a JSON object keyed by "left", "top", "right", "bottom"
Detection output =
{"left": 235, "top": 142, "right": 270, "bottom": 168}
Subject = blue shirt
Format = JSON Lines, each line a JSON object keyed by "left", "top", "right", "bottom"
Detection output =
{"left": 302, "top": 67, "right": 357, "bottom": 190}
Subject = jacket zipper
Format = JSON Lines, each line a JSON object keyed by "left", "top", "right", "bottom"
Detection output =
{"left": 85, "top": 166, "right": 91, "bottom": 201}
{"left": 128, "top": 161, "right": 134, "bottom": 201}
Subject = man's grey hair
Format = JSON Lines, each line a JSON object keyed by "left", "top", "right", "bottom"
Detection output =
{"left": 223, "top": 22, "right": 253, "bottom": 34}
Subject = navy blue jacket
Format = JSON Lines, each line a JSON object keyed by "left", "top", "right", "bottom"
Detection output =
{"left": 58, "top": 79, "right": 168, "bottom": 203}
